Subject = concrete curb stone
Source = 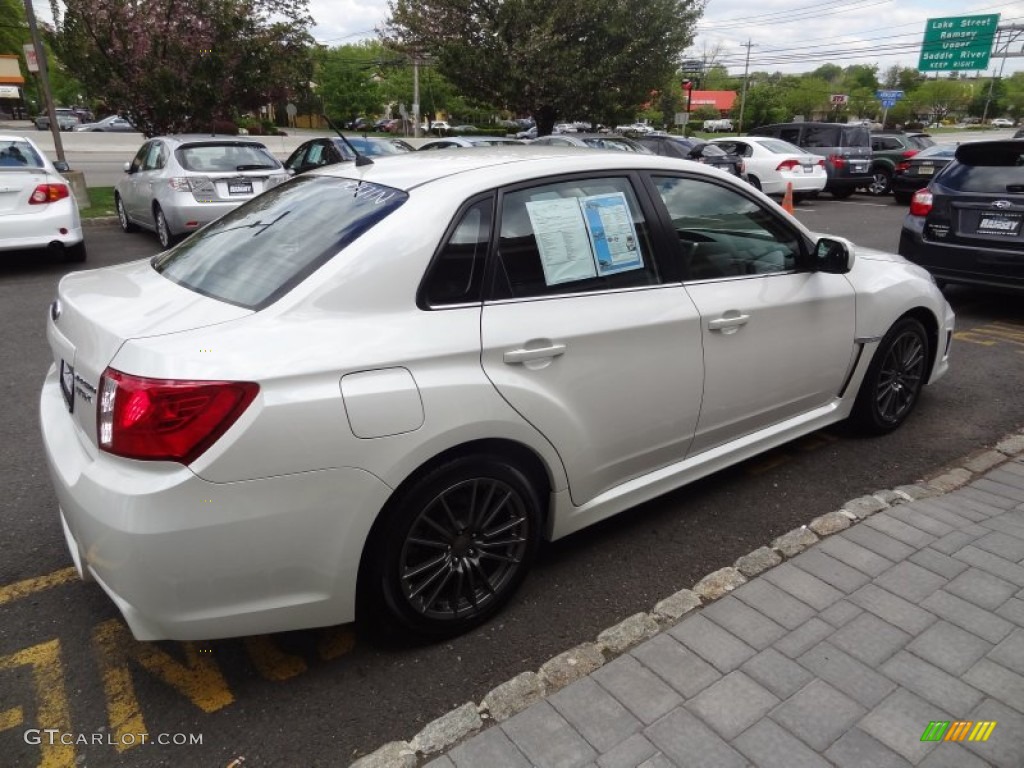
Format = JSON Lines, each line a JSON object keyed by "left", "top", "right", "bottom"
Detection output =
{"left": 348, "top": 428, "right": 1024, "bottom": 767}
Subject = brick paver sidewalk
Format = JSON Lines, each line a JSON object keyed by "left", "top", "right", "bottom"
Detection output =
{"left": 424, "top": 460, "right": 1024, "bottom": 768}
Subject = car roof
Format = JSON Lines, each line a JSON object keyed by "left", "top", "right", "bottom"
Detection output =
{"left": 308, "top": 146, "right": 707, "bottom": 192}
{"left": 152, "top": 134, "right": 271, "bottom": 146}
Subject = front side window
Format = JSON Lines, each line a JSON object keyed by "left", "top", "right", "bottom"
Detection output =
{"left": 153, "top": 176, "right": 408, "bottom": 309}
{"left": 492, "top": 176, "right": 658, "bottom": 299}
{"left": 652, "top": 175, "right": 802, "bottom": 281}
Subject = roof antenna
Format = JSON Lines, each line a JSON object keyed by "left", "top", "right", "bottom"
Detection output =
{"left": 322, "top": 113, "right": 373, "bottom": 167}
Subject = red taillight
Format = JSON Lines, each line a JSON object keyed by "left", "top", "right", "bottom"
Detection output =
{"left": 98, "top": 368, "right": 259, "bottom": 464}
{"left": 895, "top": 161, "right": 911, "bottom": 174}
{"left": 776, "top": 159, "right": 800, "bottom": 171}
{"left": 828, "top": 154, "right": 846, "bottom": 169}
{"left": 909, "top": 189, "right": 933, "bottom": 217}
{"left": 29, "top": 183, "right": 70, "bottom": 205}
{"left": 901, "top": 149, "right": 919, "bottom": 159}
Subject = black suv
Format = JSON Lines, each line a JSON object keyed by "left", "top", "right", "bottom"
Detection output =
{"left": 899, "top": 140, "right": 1024, "bottom": 293}
{"left": 748, "top": 122, "right": 871, "bottom": 198}
{"left": 865, "top": 132, "right": 935, "bottom": 196}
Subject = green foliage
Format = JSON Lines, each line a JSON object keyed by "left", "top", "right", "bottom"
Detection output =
{"left": 386, "top": 0, "right": 702, "bottom": 134}
{"left": 48, "top": 0, "right": 315, "bottom": 136}
{"left": 909, "top": 78, "right": 972, "bottom": 123}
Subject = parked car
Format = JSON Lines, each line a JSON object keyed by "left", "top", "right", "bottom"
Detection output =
{"left": 899, "top": 139, "right": 1024, "bottom": 293}
{"left": 748, "top": 122, "right": 872, "bottom": 198}
{"left": 449, "top": 124, "right": 479, "bottom": 134}
{"left": 34, "top": 108, "right": 80, "bottom": 132}
{"left": 990, "top": 118, "right": 1015, "bottom": 128}
{"left": 40, "top": 147, "right": 953, "bottom": 641}
{"left": 708, "top": 136, "right": 826, "bottom": 199}
{"left": 114, "top": 135, "right": 288, "bottom": 249}
{"left": 633, "top": 134, "right": 745, "bottom": 178}
{"left": 73, "top": 115, "right": 138, "bottom": 132}
{"left": 423, "top": 120, "right": 451, "bottom": 135}
{"left": 890, "top": 143, "right": 958, "bottom": 205}
{"left": 515, "top": 126, "right": 538, "bottom": 140}
{"left": 284, "top": 136, "right": 413, "bottom": 175}
{"left": 703, "top": 119, "right": 733, "bottom": 133}
{"left": 531, "top": 134, "right": 650, "bottom": 152}
{"left": 863, "top": 132, "right": 935, "bottom": 196}
{"left": 0, "top": 134, "right": 85, "bottom": 262}
{"left": 418, "top": 136, "right": 525, "bottom": 149}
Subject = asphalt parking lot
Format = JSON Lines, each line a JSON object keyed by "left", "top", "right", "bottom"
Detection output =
{"left": 2, "top": 189, "right": 1023, "bottom": 768}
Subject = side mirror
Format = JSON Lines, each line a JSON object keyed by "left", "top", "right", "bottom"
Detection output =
{"left": 814, "top": 236, "right": 855, "bottom": 274}
{"left": 123, "top": 161, "right": 132, "bottom": 173}
{"left": 53, "top": 160, "right": 69, "bottom": 173}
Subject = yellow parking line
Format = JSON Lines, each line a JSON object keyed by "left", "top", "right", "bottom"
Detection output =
{"left": 0, "top": 567, "right": 77, "bottom": 607}
{"left": 0, "top": 705, "right": 24, "bottom": 731}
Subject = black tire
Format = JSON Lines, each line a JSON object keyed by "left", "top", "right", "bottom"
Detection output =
{"left": 830, "top": 186, "right": 856, "bottom": 199}
{"left": 64, "top": 241, "right": 87, "bottom": 263}
{"left": 154, "top": 206, "right": 174, "bottom": 249}
{"left": 747, "top": 175, "right": 762, "bottom": 191}
{"left": 866, "top": 169, "right": 892, "bottom": 197}
{"left": 115, "top": 194, "right": 137, "bottom": 233}
{"left": 359, "top": 455, "right": 543, "bottom": 638}
{"left": 850, "top": 317, "right": 929, "bottom": 435}
{"left": 892, "top": 191, "right": 912, "bottom": 205}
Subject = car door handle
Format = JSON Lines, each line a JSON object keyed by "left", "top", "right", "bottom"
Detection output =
{"left": 708, "top": 313, "right": 750, "bottom": 331}
{"left": 503, "top": 343, "right": 567, "bottom": 364}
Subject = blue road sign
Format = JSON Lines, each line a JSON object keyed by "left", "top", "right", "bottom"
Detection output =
{"left": 875, "top": 90, "right": 905, "bottom": 101}
{"left": 881, "top": 98, "right": 897, "bottom": 108}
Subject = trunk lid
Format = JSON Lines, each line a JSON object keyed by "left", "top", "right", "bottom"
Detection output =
{"left": 0, "top": 169, "right": 52, "bottom": 216}
{"left": 47, "top": 259, "right": 252, "bottom": 447}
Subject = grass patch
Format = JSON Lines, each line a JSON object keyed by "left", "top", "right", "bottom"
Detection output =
{"left": 80, "top": 186, "right": 116, "bottom": 219}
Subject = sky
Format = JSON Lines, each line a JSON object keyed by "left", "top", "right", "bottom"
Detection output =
{"left": 305, "top": 0, "right": 1024, "bottom": 78}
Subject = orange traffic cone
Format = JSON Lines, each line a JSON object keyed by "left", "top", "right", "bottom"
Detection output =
{"left": 782, "top": 182, "right": 795, "bottom": 214}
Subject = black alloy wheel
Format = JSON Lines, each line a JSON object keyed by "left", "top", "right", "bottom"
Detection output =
{"left": 361, "top": 456, "right": 542, "bottom": 637}
{"left": 851, "top": 317, "right": 929, "bottom": 434}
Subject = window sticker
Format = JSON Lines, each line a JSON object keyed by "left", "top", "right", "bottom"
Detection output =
{"left": 580, "top": 193, "right": 643, "bottom": 276}
{"left": 525, "top": 198, "right": 598, "bottom": 285}
{"left": 525, "top": 191, "right": 644, "bottom": 286}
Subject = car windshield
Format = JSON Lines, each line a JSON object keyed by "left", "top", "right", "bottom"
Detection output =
{"left": 175, "top": 142, "right": 281, "bottom": 172}
{"left": 915, "top": 144, "right": 957, "bottom": 159}
{"left": 580, "top": 137, "right": 643, "bottom": 152}
{"left": 152, "top": 175, "right": 408, "bottom": 309}
{"left": 0, "top": 139, "right": 45, "bottom": 168}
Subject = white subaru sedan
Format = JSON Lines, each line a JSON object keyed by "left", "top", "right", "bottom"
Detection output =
{"left": 41, "top": 148, "right": 954, "bottom": 641}
{"left": 0, "top": 134, "right": 85, "bottom": 262}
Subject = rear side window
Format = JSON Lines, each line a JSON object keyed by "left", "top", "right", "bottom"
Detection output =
{"left": 421, "top": 197, "right": 492, "bottom": 306}
{"left": 803, "top": 125, "right": 841, "bottom": 148}
{"left": 152, "top": 176, "right": 408, "bottom": 309}
{"left": 840, "top": 126, "right": 870, "bottom": 147}
{"left": 175, "top": 142, "right": 281, "bottom": 172}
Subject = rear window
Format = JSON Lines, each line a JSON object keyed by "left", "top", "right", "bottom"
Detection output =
{"left": 152, "top": 176, "right": 408, "bottom": 309}
{"left": 941, "top": 143, "right": 1024, "bottom": 193}
{"left": 0, "top": 139, "right": 44, "bottom": 169}
{"left": 840, "top": 126, "right": 870, "bottom": 147}
{"left": 758, "top": 138, "right": 805, "bottom": 154}
{"left": 175, "top": 142, "right": 281, "bottom": 173}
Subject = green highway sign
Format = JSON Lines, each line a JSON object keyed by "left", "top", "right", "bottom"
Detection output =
{"left": 919, "top": 14, "right": 1000, "bottom": 71}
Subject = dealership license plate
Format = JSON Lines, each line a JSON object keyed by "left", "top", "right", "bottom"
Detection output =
{"left": 59, "top": 359, "right": 75, "bottom": 412}
{"left": 228, "top": 180, "right": 253, "bottom": 195}
{"left": 850, "top": 162, "right": 866, "bottom": 172}
{"left": 977, "top": 212, "right": 1022, "bottom": 236}
{"left": 918, "top": 164, "right": 935, "bottom": 176}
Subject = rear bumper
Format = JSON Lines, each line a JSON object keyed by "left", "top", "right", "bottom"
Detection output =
{"left": 158, "top": 195, "right": 246, "bottom": 236}
{"left": 40, "top": 366, "right": 393, "bottom": 641}
{"left": 0, "top": 200, "right": 83, "bottom": 253}
{"left": 898, "top": 219, "right": 1024, "bottom": 292}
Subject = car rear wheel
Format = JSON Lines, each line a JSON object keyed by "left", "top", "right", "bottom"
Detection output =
{"left": 115, "top": 194, "right": 136, "bottom": 233}
{"left": 154, "top": 206, "right": 174, "bottom": 249}
{"left": 867, "top": 169, "right": 892, "bottom": 196}
{"left": 850, "top": 317, "right": 929, "bottom": 434}
{"left": 747, "top": 175, "right": 761, "bottom": 191}
{"left": 360, "top": 456, "right": 543, "bottom": 638}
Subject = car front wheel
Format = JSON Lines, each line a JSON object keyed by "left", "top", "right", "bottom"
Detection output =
{"left": 850, "top": 317, "right": 929, "bottom": 434}
{"left": 360, "top": 456, "right": 543, "bottom": 638}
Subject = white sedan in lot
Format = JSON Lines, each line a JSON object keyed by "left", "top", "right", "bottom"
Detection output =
{"left": 0, "top": 134, "right": 85, "bottom": 262}
{"left": 41, "top": 148, "right": 954, "bottom": 641}
{"left": 710, "top": 135, "right": 828, "bottom": 199}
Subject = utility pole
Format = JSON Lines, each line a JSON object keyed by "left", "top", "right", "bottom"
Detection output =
{"left": 738, "top": 39, "right": 755, "bottom": 134}
{"left": 412, "top": 54, "right": 421, "bottom": 138}
{"left": 23, "top": 0, "right": 65, "bottom": 163}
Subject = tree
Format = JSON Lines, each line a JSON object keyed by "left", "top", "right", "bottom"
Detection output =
{"left": 1, "top": 0, "right": 28, "bottom": 56}
{"left": 909, "top": 78, "right": 971, "bottom": 124}
{"left": 811, "top": 64, "right": 842, "bottom": 84}
{"left": 48, "top": 0, "right": 315, "bottom": 136}
{"left": 385, "top": 0, "right": 703, "bottom": 135}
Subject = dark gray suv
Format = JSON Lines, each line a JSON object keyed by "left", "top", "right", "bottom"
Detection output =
{"left": 899, "top": 140, "right": 1024, "bottom": 293}
{"left": 748, "top": 122, "right": 872, "bottom": 198}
